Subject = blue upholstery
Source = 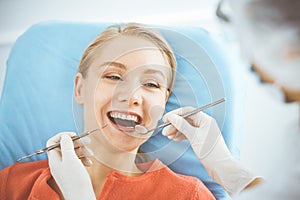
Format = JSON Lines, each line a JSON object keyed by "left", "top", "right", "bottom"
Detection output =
{"left": 0, "top": 21, "right": 246, "bottom": 199}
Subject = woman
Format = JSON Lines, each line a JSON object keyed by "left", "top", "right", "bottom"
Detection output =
{"left": 0, "top": 23, "right": 216, "bottom": 200}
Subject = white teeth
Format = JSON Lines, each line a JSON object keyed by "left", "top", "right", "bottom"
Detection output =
{"left": 110, "top": 112, "right": 139, "bottom": 122}
{"left": 117, "top": 113, "right": 122, "bottom": 119}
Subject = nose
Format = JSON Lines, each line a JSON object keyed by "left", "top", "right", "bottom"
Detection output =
{"left": 129, "top": 90, "right": 143, "bottom": 106}
{"left": 116, "top": 85, "right": 143, "bottom": 106}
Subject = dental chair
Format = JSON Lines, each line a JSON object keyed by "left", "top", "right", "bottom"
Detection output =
{"left": 0, "top": 21, "right": 246, "bottom": 199}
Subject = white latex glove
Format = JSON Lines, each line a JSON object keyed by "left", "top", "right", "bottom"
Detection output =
{"left": 47, "top": 132, "right": 96, "bottom": 200}
{"left": 162, "top": 107, "right": 260, "bottom": 195}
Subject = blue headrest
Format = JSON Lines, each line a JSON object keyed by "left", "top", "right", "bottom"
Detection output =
{"left": 0, "top": 21, "right": 246, "bottom": 199}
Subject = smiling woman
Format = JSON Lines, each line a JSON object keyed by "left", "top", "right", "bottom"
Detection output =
{"left": 73, "top": 24, "right": 175, "bottom": 154}
{"left": 74, "top": 36, "right": 172, "bottom": 155}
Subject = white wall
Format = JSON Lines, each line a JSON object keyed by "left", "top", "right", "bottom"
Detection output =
{"left": 0, "top": 0, "right": 220, "bottom": 98}
{"left": 0, "top": 44, "right": 10, "bottom": 97}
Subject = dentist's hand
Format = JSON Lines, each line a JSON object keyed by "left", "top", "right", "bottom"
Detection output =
{"left": 47, "top": 132, "right": 96, "bottom": 200}
{"left": 162, "top": 107, "right": 260, "bottom": 195}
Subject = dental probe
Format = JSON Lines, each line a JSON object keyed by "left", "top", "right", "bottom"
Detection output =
{"left": 134, "top": 98, "right": 225, "bottom": 135}
{"left": 17, "top": 124, "right": 108, "bottom": 162}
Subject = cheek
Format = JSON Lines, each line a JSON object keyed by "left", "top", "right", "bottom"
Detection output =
{"left": 145, "top": 93, "right": 166, "bottom": 124}
{"left": 89, "top": 82, "right": 114, "bottom": 118}
{"left": 94, "top": 84, "right": 114, "bottom": 109}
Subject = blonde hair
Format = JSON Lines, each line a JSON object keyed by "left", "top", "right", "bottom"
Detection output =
{"left": 77, "top": 23, "right": 177, "bottom": 91}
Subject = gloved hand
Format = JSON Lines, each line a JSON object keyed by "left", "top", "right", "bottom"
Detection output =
{"left": 162, "top": 107, "right": 261, "bottom": 195}
{"left": 47, "top": 132, "right": 96, "bottom": 200}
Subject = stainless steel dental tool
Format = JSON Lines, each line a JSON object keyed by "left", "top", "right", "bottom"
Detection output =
{"left": 16, "top": 124, "right": 108, "bottom": 162}
{"left": 17, "top": 98, "right": 225, "bottom": 162}
{"left": 134, "top": 98, "right": 225, "bottom": 135}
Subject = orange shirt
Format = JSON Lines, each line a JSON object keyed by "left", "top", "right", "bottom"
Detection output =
{"left": 0, "top": 159, "right": 215, "bottom": 200}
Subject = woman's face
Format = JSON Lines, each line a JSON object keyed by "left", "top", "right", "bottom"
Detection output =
{"left": 74, "top": 35, "right": 172, "bottom": 152}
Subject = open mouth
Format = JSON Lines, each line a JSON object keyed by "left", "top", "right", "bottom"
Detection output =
{"left": 107, "top": 111, "right": 142, "bottom": 130}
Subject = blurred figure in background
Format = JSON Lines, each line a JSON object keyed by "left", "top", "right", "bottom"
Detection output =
{"left": 218, "top": 0, "right": 300, "bottom": 199}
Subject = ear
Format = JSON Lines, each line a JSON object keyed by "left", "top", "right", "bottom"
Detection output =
{"left": 165, "top": 89, "right": 170, "bottom": 103}
{"left": 74, "top": 73, "right": 85, "bottom": 104}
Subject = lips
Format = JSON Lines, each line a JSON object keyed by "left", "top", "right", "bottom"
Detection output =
{"left": 107, "top": 111, "right": 142, "bottom": 130}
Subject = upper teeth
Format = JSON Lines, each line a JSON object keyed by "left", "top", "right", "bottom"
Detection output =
{"left": 110, "top": 112, "right": 139, "bottom": 122}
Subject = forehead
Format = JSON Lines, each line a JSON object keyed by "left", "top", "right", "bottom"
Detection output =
{"left": 90, "top": 35, "right": 169, "bottom": 68}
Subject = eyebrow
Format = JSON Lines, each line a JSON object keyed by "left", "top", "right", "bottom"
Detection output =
{"left": 143, "top": 69, "right": 167, "bottom": 79}
{"left": 99, "top": 61, "right": 127, "bottom": 70}
{"left": 98, "top": 62, "right": 169, "bottom": 79}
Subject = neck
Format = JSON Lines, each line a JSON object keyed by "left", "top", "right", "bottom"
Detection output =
{"left": 252, "top": 64, "right": 300, "bottom": 103}
{"left": 85, "top": 144, "right": 143, "bottom": 196}
{"left": 88, "top": 150, "right": 142, "bottom": 174}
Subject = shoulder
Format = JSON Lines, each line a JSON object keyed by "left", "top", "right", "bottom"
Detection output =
{"left": 1, "top": 160, "right": 49, "bottom": 181}
{"left": 0, "top": 160, "right": 50, "bottom": 199}
{"left": 138, "top": 159, "right": 215, "bottom": 199}
{"left": 2, "top": 159, "right": 48, "bottom": 171}
{"left": 162, "top": 166, "right": 201, "bottom": 185}
{"left": 161, "top": 167, "right": 215, "bottom": 199}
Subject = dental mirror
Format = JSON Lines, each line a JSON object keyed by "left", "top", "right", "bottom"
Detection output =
{"left": 134, "top": 98, "right": 225, "bottom": 135}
